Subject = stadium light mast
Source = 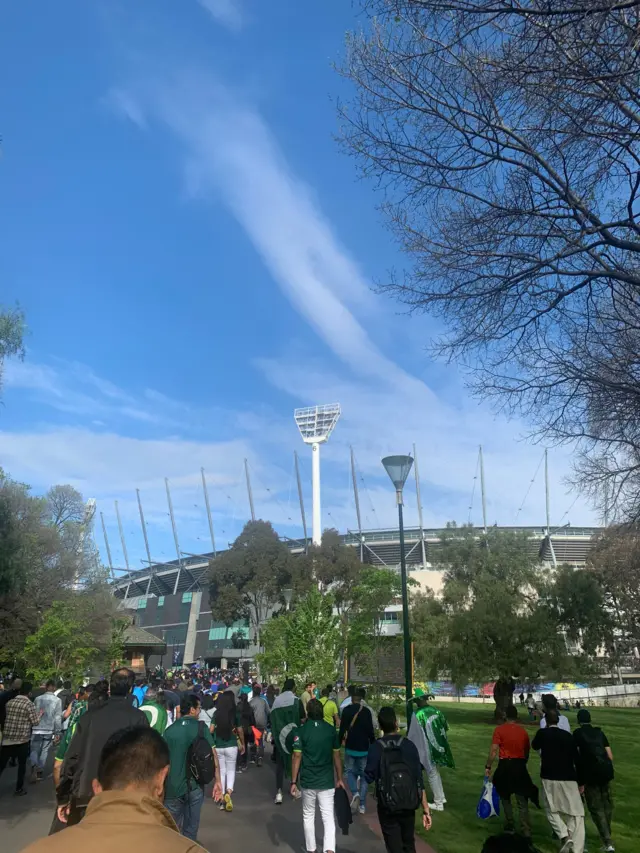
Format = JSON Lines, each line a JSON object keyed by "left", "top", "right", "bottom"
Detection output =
{"left": 294, "top": 404, "right": 341, "bottom": 546}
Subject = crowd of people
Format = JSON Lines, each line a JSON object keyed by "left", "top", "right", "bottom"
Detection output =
{"left": 0, "top": 670, "right": 617, "bottom": 853}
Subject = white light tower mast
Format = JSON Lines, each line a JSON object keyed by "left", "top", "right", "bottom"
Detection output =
{"left": 294, "top": 404, "right": 341, "bottom": 546}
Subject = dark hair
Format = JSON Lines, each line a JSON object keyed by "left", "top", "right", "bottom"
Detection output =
{"left": 356, "top": 687, "right": 366, "bottom": 700}
{"left": 266, "top": 684, "right": 275, "bottom": 697}
{"left": 63, "top": 680, "right": 72, "bottom": 691}
{"left": 545, "top": 708, "right": 560, "bottom": 727}
{"left": 19, "top": 681, "right": 33, "bottom": 696}
{"left": 378, "top": 706, "right": 397, "bottom": 734}
{"left": 252, "top": 683, "right": 261, "bottom": 696}
{"left": 307, "top": 698, "right": 324, "bottom": 721}
{"left": 46, "top": 680, "right": 56, "bottom": 690}
{"left": 283, "top": 678, "right": 296, "bottom": 693}
{"left": 97, "top": 726, "right": 169, "bottom": 790}
{"left": 321, "top": 685, "right": 331, "bottom": 697}
{"left": 541, "top": 693, "right": 558, "bottom": 711}
{"left": 481, "top": 832, "right": 537, "bottom": 853}
{"left": 506, "top": 705, "right": 518, "bottom": 721}
{"left": 201, "top": 693, "right": 214, "bottom": 711}
{"left": 89, "top": 680, "right": 109, "bottom": 708}
{"left": 215, "top": 690, "right": 237, "bottom": 741}
{"left": 110, "top": 667, "right": 135, "bottom": 697}
{"left": 180, "top": 694, "right": 200, "bottom": 717}
{"left": 348, "top": 684, "right": 355, "bottom": 697}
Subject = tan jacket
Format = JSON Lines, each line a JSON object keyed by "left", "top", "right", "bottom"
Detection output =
{"left": 21, "top": 790, "right": 206, "bottom": 853}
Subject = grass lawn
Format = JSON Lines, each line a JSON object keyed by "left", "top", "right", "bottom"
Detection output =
{"left": 413, "top": 702, "right": 639, "bottom": 853}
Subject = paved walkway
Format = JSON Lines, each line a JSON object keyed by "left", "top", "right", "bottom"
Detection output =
{"left": 0, "top": 748, "right": 400, "bottom": 853}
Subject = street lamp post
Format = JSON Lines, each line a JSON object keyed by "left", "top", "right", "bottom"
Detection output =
{"left": 382, "top": 455, "right": 414, "bottom": 710}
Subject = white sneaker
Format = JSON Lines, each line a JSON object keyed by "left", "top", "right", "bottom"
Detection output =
{"left": 602, "top": 846, "right": 615, "bottom": 852}
{"left": 428, "top": 803, "right": 445, "bottom": 811}
{"left": 350, "top": 793, "right": 360, "bottom": 812}
{"left": 275, "top": 791, "right": 283, "bottom": 804}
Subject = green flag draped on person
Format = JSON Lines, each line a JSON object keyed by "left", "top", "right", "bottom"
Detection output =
{"left": 270, "top": 680, "right": 304, "bottom": 775}
{"left": 411, "top": 700, "right": 455, "bottom": 769}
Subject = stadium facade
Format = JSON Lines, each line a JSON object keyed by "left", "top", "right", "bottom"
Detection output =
{"left": 112, "top": 524, "right": 602, "bottom": 670}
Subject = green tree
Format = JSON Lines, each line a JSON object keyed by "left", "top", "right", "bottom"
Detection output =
{"left": 209, "top": 520, "right": 292, "bottom": 649}
{"left": 348, "top": 567, "right": 406, "bottom": 689}
{"left": 23, "top": 601, "right": 97, "bottom": 684}
{"left": 424, "top": 526, "right": 593, "bottom": 716}
{"left": 257, "top": 588, "right": 341, "bottom": 686}
{"left": 0, "top": 306, "right": 25, "bottom": 391}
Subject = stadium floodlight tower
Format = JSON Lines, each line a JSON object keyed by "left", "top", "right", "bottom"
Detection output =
{"left": 294, "top": 403, "right": 341, "bottom": 546}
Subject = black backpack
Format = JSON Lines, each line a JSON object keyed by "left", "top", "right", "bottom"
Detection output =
{"left": 186, "top": 721, "right": 215, "bottom": 786}
{"left": 377, "top": 736, "right": 420, "bottom": 813}
{"left": 581, "top": 727, "right": 614, "bottom": 784}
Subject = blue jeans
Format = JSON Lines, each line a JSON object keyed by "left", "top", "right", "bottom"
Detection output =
{"left": 164, "top": 786, "right": 204, "bottom": 841}
{"left": 345, "top": 753, "right": 368, "bottom": 810}
{"left": 30, "top": 734, "right": 55, "bottom": 771}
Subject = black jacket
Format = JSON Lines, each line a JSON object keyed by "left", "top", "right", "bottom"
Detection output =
{"left": 57, "top": 695, "right": 148, "bottom": 804}
{"left": 334, "top": 785, "right": 353, "bottom": 835}
{"left": 338, "top": 702, "right": 375, "bottom": 753}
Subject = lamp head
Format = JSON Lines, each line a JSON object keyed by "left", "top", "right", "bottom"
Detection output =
{"left": 382, "top": 455, "right": 414, "bottom": 505}
{"left": 294, "top": 404, "right": 341, "bottom": 445}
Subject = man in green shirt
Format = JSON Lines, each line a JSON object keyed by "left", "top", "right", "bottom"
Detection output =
{"left": 140, "top": 688, "right": 169, "bottom": 735}
{"left": 163, "top": 694, "right": 221, "bottom": 842}
{"left": 291, "top": 698, "right": 345, "bottom": 853}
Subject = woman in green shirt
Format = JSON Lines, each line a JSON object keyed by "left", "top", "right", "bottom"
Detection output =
{"left": 211, "top": 690, "right": 245, "bottom": 812}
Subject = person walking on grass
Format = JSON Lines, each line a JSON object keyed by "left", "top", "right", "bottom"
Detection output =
{"left": 339, "top": 686, "right": 375, "bottom": 815}
{"left": 291, "top": 699, "right": 346, "bottom": 853}
{"left": 163, "top": 694, "right": 221, "bottom": 839}
{"left": 485, "top": 705, "right": 539, "bottom": 839}
{"left": 532, "top": 708, "right": 585, "bottom": 853}
{"left": 365, "top": 706, "right": 432, "bottom": 853}
{"left": 211, "top": 689, "right": 244, "bottom": 812}
{"left": 407, "top": 689, "right": 454, "bottom": 812}
{"left": 573, "top": 709, "right": 615, "bottom": 852}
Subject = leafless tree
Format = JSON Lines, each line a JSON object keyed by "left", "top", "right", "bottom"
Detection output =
{"left": 46, "top": 484, "right": 85, "bottom": 528}
{"left": 340, "top": 0, "right": 640, "bottom": 517}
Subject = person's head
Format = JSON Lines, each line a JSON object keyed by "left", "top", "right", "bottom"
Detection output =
{"left": 541, "top": 693, "right": 558, "bottom": 712}
{"left": 10, "top": 678, "right": 23, "bottom": 691}
{"left": 266, "top": 684, "right": 275, "bottom": 696}
{"left": 545, "top": 708, "right": 559, "bottom": 727}
{"left": 19, "top": 681, "right": 33, "bottom": 697}
{"left": 89, "top": 680, "right": 109, "bottom": 708}
{"left": 321, "top": 684, "right": 331, "bottom": 698}
{"left": 201, "top": 693, "right": 214, "bottom": 711}
{"left": 144, "top": 686, "right": 158, "bottom": 704}
{"left": 110, "top": 667, "right": 135, "bottom": 697}
{"left": 481, "top": 832, "right": 537, "bottom": 853}
{"left": 356, "top": 687, "right": 366, "bottom": 702}
{"left": 378, "top": 706, "right": 398, "bottom": 735}
{"left": 77, "top": 685, "right": 90, "bottom": 701}
{"left": 306, "top": 698, "right": 324, "bottom": 721}
{"left": 283, "top": 678, "right": 296, "bottom": 693}
{"left": 577, "top": 709, "right": 592, "bottom": 725}
{"left": 348, "top": 684, "right": 356, "bottom": 698}
{"left": 180, "top": 694, "right": 200, "bottom": 719}
{"left": 45, "top": 679, "right": 56, "bottom": 692}
{"left": 305, "top": 681, "right": 314, "bottom": 692}
{"left": 252, "top": 683, "right": 262, "bottom": 696}
{"left": 92, "top": 726, "right": 170, "bottom": 801}
{"left": 505, "top": 705, "right": 519, "bottom": 722}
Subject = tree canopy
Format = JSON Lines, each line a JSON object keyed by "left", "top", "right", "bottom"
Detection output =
{"left": 341, "top": 0, "right": 640, "bottom": 519}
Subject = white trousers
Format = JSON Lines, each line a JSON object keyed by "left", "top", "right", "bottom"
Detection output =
{"left": 426, "top": 764, "right": 446, "bottom": 806}
{"left": 217, "top": 746, "right": 238, "bottom": 793}
{"left": 302, "top": 788, "right": 336, "bottom": 853}
{"left": 541, "top": 781, "right": 585, "bottom": 853}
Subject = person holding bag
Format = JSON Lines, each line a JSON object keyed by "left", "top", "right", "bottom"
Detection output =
{"left": 211, "top": 690, "right": 244, "bottom": 812}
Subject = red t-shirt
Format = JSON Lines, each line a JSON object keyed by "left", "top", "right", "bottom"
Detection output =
{"left": 492, "top": 723, "right": 530, "bottom": 759}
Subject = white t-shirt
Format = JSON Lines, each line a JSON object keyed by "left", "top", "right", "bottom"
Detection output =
{"left": 540, "top": 713, "right": 571, "bottom": 732}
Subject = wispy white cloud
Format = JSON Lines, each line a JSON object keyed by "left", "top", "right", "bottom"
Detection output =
{"left": 197, "top": 0, "right": 244, "bottom": 31}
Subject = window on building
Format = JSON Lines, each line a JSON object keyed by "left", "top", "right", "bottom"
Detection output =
{"left": 209, "top": 625, "right": 226, "bottom": 641}
{"left": 182, "top": 592, "right": 193, "bottom": 604}
{"left": 137, "top": 597, "right": 147, "bottom": 610}
{"left": 381, "top": 611, "right": 399, "bottom": 622}
{"left": 157, "top": 596, "right": 165, "bottom": 607}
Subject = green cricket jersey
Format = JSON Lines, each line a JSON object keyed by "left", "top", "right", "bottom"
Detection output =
{"left": 163, "top": 716, "right": 215, "bottom": 798}
{"left": 293, "top": 719, "right": 340, "bottom": 791}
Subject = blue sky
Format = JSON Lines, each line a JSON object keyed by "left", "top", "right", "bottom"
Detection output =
{"left": 0, "top": 0, "right": 598, "bottom": 572}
